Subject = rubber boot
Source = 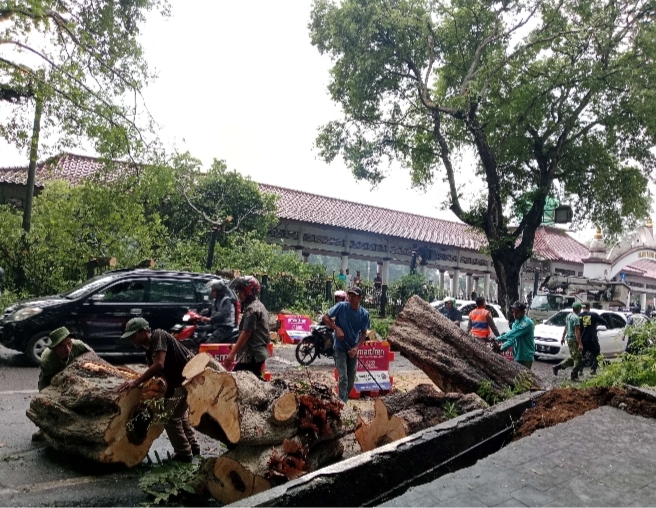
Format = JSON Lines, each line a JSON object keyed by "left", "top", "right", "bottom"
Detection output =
{"left": 570, "top": 371, "right": 579, "bottom": 382}
{"left": 552, "top": 365, "right": 560, "bottom": 376}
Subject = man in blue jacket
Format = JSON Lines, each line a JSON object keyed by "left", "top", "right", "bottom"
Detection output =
{"left": 322, "top": 287, "right": 371, "bottom": 403}
{"left": 494, "top": 301, "right": 535, "bottom": 369}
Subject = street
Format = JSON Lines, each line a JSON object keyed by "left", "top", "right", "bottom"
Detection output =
{"left": 0, "top": 343, "right": 559, "bottom": 507}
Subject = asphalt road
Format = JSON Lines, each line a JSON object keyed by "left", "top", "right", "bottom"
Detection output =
{"left": 0, "top": 343, "right": 561, "bottom": 506}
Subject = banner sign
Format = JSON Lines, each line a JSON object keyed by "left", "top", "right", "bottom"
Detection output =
{"left": 354, "top": 341, "right": 392, "bottom": 392}
{"left": 199, "top": 343, "right": 274, "bottom": 372}
{"left": 278, "top": 314, "right": 313, "bottom": 344}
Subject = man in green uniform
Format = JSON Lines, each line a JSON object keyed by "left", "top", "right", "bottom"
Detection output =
{"left": 38, "top": 327, "right": 92, "bottom": 391}
{"left": 494, "top": 301, "right": 535, "bottom": 369}
{"left": 553, "top": 302, "right": 583, "bottom": 380}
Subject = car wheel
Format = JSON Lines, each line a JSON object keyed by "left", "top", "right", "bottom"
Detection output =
{"left": 25, "top": 331, "right": 51, "bottom": 366}
{"left": 534, "top": 354, "right": 540, "bottom": 362}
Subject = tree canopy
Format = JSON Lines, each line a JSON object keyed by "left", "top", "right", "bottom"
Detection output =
{"left": 310, "top": 0, "right": 655, "bottom": 309}
{"left": 0, "top": 0, "right": 168, "bottom": 159}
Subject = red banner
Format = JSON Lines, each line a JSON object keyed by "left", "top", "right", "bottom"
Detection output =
{"left": 278, "top": 314, "right": 313, "bottom": 344}
{"left": 354, "top": 341, "right": 392, "bottom": 392}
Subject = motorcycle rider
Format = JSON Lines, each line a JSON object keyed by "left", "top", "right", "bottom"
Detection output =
{"left": 225, "top": 276, "right": 271, "bottom": 377}
{"left": 201, "top": 279, "right": 236, "bottom": 342}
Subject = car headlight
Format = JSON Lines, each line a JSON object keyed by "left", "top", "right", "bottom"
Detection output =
{"left": 6, "top": 307, "right": 43, "bottom": 323}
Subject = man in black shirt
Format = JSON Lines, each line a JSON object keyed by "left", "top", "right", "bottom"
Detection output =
{"left": 118, "top": 317, "right": 199, "bottom": 462}
{"left": 578, "top": 303, "right": 607, "bottom": 376}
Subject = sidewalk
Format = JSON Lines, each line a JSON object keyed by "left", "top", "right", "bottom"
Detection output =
{"left": 382, "top": 406, "right": 656, "bottom": 507}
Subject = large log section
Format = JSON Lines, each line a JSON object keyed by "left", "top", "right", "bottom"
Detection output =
{"left": 26, "top": 352, "right": 166, "bottom": 467}
{"left": 388, "top": 296, "right": 541, "bottom": 394}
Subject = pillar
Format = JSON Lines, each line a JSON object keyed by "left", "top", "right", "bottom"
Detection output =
{"left": 641, "top": 292, "right": 647, "bottom": 309}
{"left": 294, "top": 246, "right": 304, "bottom": 260}
{"left": 302, "top": 252, "right": 309, "bottom": 264}
{"left": 419, "top": 263, "right": 427, "bottom": 277}
{"left": 340, "top": 253, "right": 349, "bottom": 271}
{"left": 483, "top": 273, "right": 490, "bottom": 300}
{"left": 382, "top": 258, "right": 391, "bottom": 284}
{"left": 451, "top": 269, "right": 460, "bottom": 298}
{"left": 439, "top": 270, "right": 445, "bottom": 293}
{"left": 465, "top": 273, "right": 473, "bottom": 297}
{"left": 376, "top": 261, "right": 383, "bottom": 279}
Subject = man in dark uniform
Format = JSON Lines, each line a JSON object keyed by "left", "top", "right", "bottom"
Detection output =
{"left": 578, "top": 302, "right": 607, "bottom": 376}
{"left": 440, "top": 298, "right": 462, "bottom": 326}
{"left": 118, "top": 317, "right": 200, "bottom": 462}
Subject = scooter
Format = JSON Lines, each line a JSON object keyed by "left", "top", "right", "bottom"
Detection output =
{"left": 171, "top": 310, "right": 240, "bottom": 353}
{"left": 295, "top": 324, "right": 335, "bottom": 366}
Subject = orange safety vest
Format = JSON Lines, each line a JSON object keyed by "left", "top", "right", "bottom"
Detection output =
{"left": 469, "top": 308, "right": 492, "bottom": 339}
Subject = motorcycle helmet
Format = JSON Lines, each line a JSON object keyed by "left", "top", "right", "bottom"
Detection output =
{"left": 334, "top": 290, "right": 348, "bottom": 302}
{"left": 206, "top": 278, "right": 227, "bottom": 293}
{"left": 231, "top": 276, "right": 261, "bottom": 298}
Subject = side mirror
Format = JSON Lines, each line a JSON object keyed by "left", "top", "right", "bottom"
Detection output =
{"left": 89, "top": 293, "right": 105, "bottom": 303}
{"left": 597, "top": 325, "right": 607, "bottom": 331}
{"left": 200, "top": 308, "right": 210, "bottom": 317}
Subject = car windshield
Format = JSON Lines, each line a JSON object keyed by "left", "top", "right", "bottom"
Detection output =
{"left": 531, "top": 294, "right": 574, "bottom": 311}
{"left": 62, "top": 274, "right": 120, "bottom": 299}
{"left": 544, "top": 311, "right": 569, "bottom": 327}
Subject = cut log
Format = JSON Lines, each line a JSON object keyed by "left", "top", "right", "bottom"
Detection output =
{"left": 26, "top": 352, "right": 166, "bottom": 467}
{"left": 185, "top": 370, "right": 351, "bottom": 446}
{"left": 383, "top": 384, "right": 488, "bottom": 434}
{"left": 193, "top": 438, "right": 345, "bottom": 504}
{"left": 182, "top": 352, "right": 226, "bottom": 381}
{"left": 388, "top": 296, "right": 541, "bottom": 395}
{"left": 355, "top": 399, "right": 407, "bottom": 452}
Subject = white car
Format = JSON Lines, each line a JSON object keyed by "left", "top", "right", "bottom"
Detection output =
{"left": 533, "top": 309, "right": 628, "bottom": 361}
{"left": 430, "top": 300, "right": 510, "bottom": 335}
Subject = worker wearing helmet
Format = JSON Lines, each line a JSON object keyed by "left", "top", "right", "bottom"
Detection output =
{"left": 440, "top": 298, "right": 462, "bottom": 326}
{"left": 225, "top": 276, "right": 270, "bottom": 377}
{"left": 201, "top": 279, "right": 236, "bottom": 342}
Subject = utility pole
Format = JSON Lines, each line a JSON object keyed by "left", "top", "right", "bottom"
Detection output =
{"left": 22, "top": 79, "right": 44, "bottom": 233}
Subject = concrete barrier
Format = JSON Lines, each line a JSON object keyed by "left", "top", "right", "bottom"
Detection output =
{"left": 229, "top": 391, "right": 543, "bottom": 507}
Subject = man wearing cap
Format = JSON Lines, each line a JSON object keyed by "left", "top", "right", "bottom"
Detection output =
{"left": 440, "top": 298, "right": 462, "bottom": 326}
{"left": 322, "top": 287, "right": 371, "bottom": 403}
{"left": 117, "top": 317, "right": 200, "bottom": 462}
{"left": 38, "top": 327, "right": 92, "bottom": 391}
{"left": 494, "top": 302, "right": 535, "bottom": 369}
{"left": 553, "top": 302, "right": 583, "bottom": 380}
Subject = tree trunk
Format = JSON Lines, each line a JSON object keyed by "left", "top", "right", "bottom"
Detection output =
{"left": 184, "top": 369, "right": 352, "bottom": 446}
{"left": 355, "top": 399, "right": 407, "bottom": 452}
{"left": 492, "top": 253, "right": 522, "bottom": 322}
{"left": 382, "top": 384, "right": 488, "bottom": 433}
{"left": 26, "top": 352, "right": 166, "bottom": 467}
{"left": 182, "top": 352, "right": 226, "bottom": 380}
{"left": 388, "top": 296, "right": 540, "bottom": 395}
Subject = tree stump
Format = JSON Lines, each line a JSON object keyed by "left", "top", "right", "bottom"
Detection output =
{"left": 26, "top": 352, "right": 166, "bottom": 467}
{"left": 388, "top": 296, "right": 541, "bottom": 395}
{"left": 355, "top": 399, "right": 407, "bottom": 452}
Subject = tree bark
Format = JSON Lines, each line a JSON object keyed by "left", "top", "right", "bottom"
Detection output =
{"left": 491, "top": 253, "right": 522, "bottom": 321}
{"left": 388, "top": 296, "right": 540, "bottom": 395}
{"left": 26, "top": 352, "right": 166, "bottom": 467}
{"left": 185, "top": 369, "right": 352, "bottom": 446}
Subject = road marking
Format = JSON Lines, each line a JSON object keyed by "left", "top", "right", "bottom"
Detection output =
{"left": 0, "top": 390, "right": 38, "bottom": 395}
{"left": 0, "top": 475, "right": 110, "bottom": 496}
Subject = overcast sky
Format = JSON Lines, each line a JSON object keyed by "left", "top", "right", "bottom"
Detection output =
{"left": 0, "top": 1, "right": 615, "bottom": 243}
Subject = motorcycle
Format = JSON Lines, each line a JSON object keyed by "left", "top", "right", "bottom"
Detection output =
{"left": 171, "top": 310, "right": 240, "bottom": 353}
{"left": 295, "top": 324, "right": 335, "bottom": 366}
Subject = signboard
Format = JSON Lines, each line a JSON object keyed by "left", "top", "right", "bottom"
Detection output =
{"left": 353, "top": 341, "right": 392, "bottom": 392}
{"left": 278, "top": 314, "right": 312, "bottom": 344}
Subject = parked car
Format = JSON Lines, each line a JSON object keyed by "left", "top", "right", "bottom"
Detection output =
{"left": 533, "top": 309, "right": 628, "bottom": 361}
{"left": 0, "top": 269, "right": 216, "bottom": 365}
{"left": 430, "top": 299, "right": 510, "bottom": 334}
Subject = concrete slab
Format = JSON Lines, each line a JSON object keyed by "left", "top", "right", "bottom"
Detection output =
{"left": 385, "top": 406, "right": 656, "bottom": 507}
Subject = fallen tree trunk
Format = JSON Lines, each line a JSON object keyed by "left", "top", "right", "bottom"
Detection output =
{"left": 388, "top": 296, "right": 541, "bottom": 395}
{"left": 26, "top": 352, "right": 166, "bottom": 467}
{"left": 185, "top": 369, "right": 352, "bottom": 446}
{"left": 182, "top": 352, "right": 226, "bottom": 380}
{"left": 192, "top": 438, "right": 345, "bottom": 505}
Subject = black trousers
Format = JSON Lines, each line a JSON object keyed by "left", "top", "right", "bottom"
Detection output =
{"left": 234, "top": 361, "right": 265, "bottom": 378}
{"left": 581, "top": 340, "right": 601, "bottom": 373}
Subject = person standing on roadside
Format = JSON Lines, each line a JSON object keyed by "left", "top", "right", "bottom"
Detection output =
{"left": 468, "top": 296, "right": 500, "bottom": 342}
{"left": 322, "top": 287, "right": 370, "bottom": 403}
{"left": 337, "top": 269, "right": 348, "bottom": 285}
{"left": 440, "top": 298, "right": 462, "bottom": 326}
{"left": 494, "top": 301, "right": 535, "bottom": 369}
{"left": 225, "top": 276, "right": 271, "bottom": 377}
{"left": 553, "top": 302, "right": 583, "bottom": 380}
{"left": 578, "top": 302, "right": 607, "bottom": 376}
{"left": 118, "top": 318, "right": 200, "bottom": 462}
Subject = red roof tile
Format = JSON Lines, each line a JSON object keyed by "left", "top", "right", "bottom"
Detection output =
{"left": 0, "top": 153, "right": 118, "bottom": 187}
{"left": 531, "top": 226, "right": 590, "bottom": 264}
{"left": 626, "top": 259, "right": 656, "bottom": 279}
{"left": 259, "top": 183, "right": 487, "bottom": 251}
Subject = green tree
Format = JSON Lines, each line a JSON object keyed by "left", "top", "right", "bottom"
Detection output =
{"left": 310, "top": 0, "right": 653, "bottom": 314}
